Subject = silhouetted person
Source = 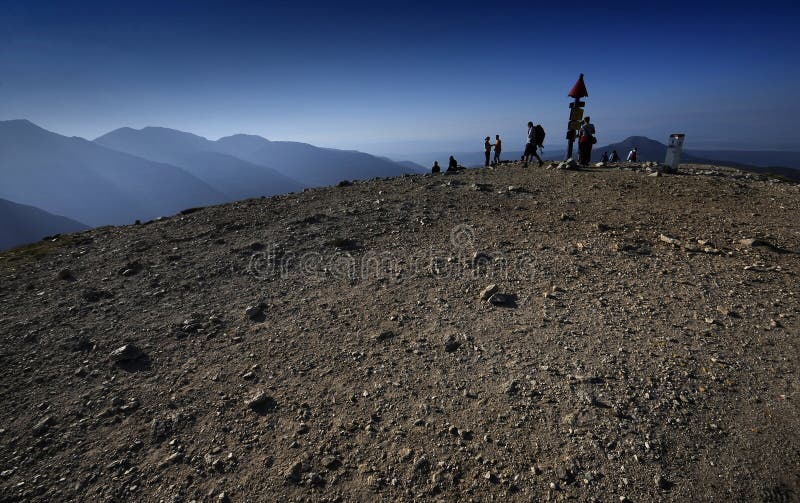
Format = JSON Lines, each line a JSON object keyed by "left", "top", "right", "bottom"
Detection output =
{"left": 627, "top": 147, "right": 638, "bottom": 162}
{"left": 447, "top": 155, "right": 463, "bottom": 172}
{"left": 432, "top": 161, "right": 440, "bottom": 173}
{"left": 493, "top": 134, "right": 502, "bottom": 165}
{"left": 484, "top": 137, "right": 491, "bottom": 167}
{"left": 609, "top": 150, "right": 620, "bottom": 162}
{"left": 523, "top": 121, "right": 543, "bottom": 167}
{"left": 600, "top": 151, "right": 609, "bottom": 163}
{"left": 577, "top": 116, "right": 595, "bottom": 165}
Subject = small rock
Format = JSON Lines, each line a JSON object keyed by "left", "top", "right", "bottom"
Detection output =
{"left": 307, "top": 472, "right": 325, "bottom": 487}
{"left": 443, "top": 336, "right": 461, "bottom": 353}
{"left": 373, "top": 330, "right": 395, "bottom": 341}
{"left": 488, "top": 293, "right": 511, "bottom": 306}
{"left": 57, "top": 269, "right": 74, "bottom": 281}
{"left": 479, "top": 284, "right": 499, "bottom": 300}
{"left": 322, "top": 456, "right": 341, "bottom": 470}
{"left": 246, "top": 392, "right": 277, "bottom": 413}
{"left": 505, "top": 379, "right": 520, "bottom": 395}
{"left": 740, "top": 237, "right": 766, "bottom": 247}
{"left": 245, "top": 304, "right": 266, "bottom": 320}
{"left": 159, "top": 452, "right": 183, "bottom": 468}
{"left": 284, "top": 460, "right": 303, "bottom": 483}
{"left": 398, "top": 448, "right": 414, "bottom": 462}
{"left": 412, "top": 455, "right": 430, "bottom": 473}
{"left": 109, "top": 344, "right": 144, "bottom": 363}
{"left": 32, "top": 415, "right": 55, "bottom": 436}
{"left": 659, "top": 234, "right": 681, "bottom": 246}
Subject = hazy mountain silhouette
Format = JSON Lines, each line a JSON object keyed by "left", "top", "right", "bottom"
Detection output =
{"left": 95, "top": 127, "right": 305, "bottom": 199}
{"left": 0, "top": 120, "right": 226, "bottom": 226}
{"left": 98, "top": 127, "right": 419, "bottom": 188}
{"left": 688, "top": 150, "right": 800, "bottom": 170}
{"left": 214, "top": 135, "right": 423, "bottom": 187}
{"left": 0, "top": 197, "right": 89, "bottom": 250}
{"left": 591, "top": 136, "right": 691, "bottom": 163}
{"left": 376, "top": 157, "right": 427, "bottom": 173}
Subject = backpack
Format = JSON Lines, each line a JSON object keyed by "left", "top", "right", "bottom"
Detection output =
{"left": 533, "top": 125, "right": 545, "bottom": 147}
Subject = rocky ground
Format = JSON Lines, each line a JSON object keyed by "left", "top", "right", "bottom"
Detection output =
{"left": 1, "top": 161, "right": 799, "bottom": 503}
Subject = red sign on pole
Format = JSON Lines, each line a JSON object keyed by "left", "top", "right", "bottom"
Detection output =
{"left": 568, "top": 73, "right": 589, "bottom": 98}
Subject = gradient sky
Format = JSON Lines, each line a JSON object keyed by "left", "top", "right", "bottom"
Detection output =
{"left": 1, "top": 0, "right": 799, "bottom": 154}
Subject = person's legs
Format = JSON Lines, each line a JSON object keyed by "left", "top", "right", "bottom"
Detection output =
{"left": 485, "top": 151, "right": 490, "bottom": 167}
{"left": 494, "top": 150, "right": 500, "bottom": 164}
{"left": 578, "top": 142, "right": 591, "bottom": 165}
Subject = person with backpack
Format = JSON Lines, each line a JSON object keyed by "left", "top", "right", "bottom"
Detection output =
{"left": 523, "top": 121, "right": 544, "bottom": 167}
{"left": 609, "top": 150, "right": 620, "bottom": 163}
{"left": 577, "top": 116, "right": 596, "bottom": 165}
{"left": 484, "top": 137, "right": 492, "bottom": 167}
{"left": 493, "top": 134, "right": 502, "bottom": 165}
{"left": 626, "top": 147, "right": 638, "bottom": 162}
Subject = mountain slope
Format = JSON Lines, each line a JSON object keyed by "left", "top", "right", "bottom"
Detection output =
{"left": 0, "top": 120, "right": 226, "bottom": 226}
{"left": 95, "top": 127, "right": 305, "bottom": 199}
{"left": 0, "top": 161, "right": 797, "bottom": 502}
{"left": 0, "top": 197, "right": 89, "bottom": 250}
{"left": 216, "top": 135, "right": 423, "bottom": 187}
{"left": 98, "top": 127, "right": 420, "bottom": 189}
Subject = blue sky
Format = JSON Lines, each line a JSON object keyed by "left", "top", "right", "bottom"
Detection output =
{"left": 1, "top": 0, "right": 798, "bottom": 154}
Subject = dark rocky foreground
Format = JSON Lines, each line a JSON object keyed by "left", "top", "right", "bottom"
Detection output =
{"left": 1, "top": 161, "right": 798, "bottom": 502}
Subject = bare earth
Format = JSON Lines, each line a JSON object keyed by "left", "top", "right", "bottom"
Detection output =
{"left": 1, "top": 161, "right": 799, "bottom": 502}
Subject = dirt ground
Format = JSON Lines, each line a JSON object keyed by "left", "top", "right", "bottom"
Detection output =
{"left": 1, "top": 161, "right": 799, "bottom": 502}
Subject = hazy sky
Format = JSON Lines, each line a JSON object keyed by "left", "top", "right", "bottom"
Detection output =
{"left": 1, "top": 0, "right": 798, "bottom": 153}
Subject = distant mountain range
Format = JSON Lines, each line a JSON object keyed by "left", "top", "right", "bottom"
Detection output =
{"left": 0, "top": 197, "right": 88, "bottom": 250}
{"left": 0, "top": 120, "right": 421, "bottom": 250}
{"left": 0, "top": 120, "right": 226, "bottom": 227}
{"left": 94, "top": 127, "right": 305, "bottom": 199}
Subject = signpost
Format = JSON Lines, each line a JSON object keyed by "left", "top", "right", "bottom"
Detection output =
{"left": 664, "top": 133, "right": 685, "bottom": 173}
{"left": 566, "top": 74, "right": 588, "bottom": 160}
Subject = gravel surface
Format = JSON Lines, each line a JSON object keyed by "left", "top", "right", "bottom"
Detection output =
{"left": 1, "top": 161, "right": 798, "bottom": 502}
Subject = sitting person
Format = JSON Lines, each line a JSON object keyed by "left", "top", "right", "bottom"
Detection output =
{"left": 609, "top": 150, "right": 620, "bottom": 162}
{"left": 432, "top": 161, "right": 440, "bottom": 173}
{"left": 447, "top": 155, "right": 464, "bottom": 172}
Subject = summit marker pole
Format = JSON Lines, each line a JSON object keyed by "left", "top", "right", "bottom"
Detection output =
{"left": 566, "top": 73, "right": 588, "bottom": 160}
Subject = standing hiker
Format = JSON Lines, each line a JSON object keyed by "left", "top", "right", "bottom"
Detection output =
{"left": 493, "top": 134, "right": 502, "bottom": 165}
{"left": 577, "top": 116, "right": 596, "bottom": 165}
{"left": 484, "top": 137, "right": 492, "bottom": 167}
{"left": 523, "top": 121, "right": 544, "bottom": 167}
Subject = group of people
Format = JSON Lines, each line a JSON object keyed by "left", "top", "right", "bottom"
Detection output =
{"left": 599, "top": 147, "right": 638, "bottom": 164}
{"left": 431, "top": 116, "right": 646, "bottom": 173}
{"left": 431, "top": 156, "right": 464, "bottom": 173}
{"left": 484, "top": 135, "right": 502, "bottom": 167}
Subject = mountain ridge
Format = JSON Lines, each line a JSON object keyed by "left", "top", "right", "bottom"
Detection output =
{"left": 0, "top": 197, "right": 89, "bottom": 250}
